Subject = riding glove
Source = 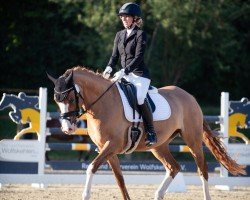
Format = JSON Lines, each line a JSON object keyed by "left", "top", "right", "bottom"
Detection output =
{"left": 103, "top": 66, "right": 112, "bottom": 79}
{"left": 112, "top": 69, "right": 125, "bottom": 82}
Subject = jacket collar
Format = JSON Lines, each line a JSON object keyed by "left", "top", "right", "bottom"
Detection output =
{"left": 126, "top": 25, "right": 138, "bottom": 40}
{"left": 121, "top": 26, "right": 139, "bottom": 43}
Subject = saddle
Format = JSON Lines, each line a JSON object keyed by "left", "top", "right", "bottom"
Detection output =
{"left": 118, "top": 78, "right": 156, "bottom": 115}
{"left": 118, "top": 78, "right": 155, "bottom": 154}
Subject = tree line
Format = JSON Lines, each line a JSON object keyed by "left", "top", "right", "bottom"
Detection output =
{"left": 0, "top": 0, "right": 249, "bottom": 105}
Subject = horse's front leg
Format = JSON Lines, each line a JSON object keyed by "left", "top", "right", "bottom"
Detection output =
{"left": 82, "top": 140, "right": 116, "bottom": 200}
{"left": 108, "top": 155, "right": 131, "bottom": 200}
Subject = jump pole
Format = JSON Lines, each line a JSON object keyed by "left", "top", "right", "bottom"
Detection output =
{"left": 38, "top": 87, "right": 47, "bottom": 174}
{"left": 220, "top": 92, "right": 229, "bottom": 177}
{"left": 216, "top": 92, "right": 230, "bottom": 190}
{"left": 32, "top": 87, "right": 47, "bottom": 188}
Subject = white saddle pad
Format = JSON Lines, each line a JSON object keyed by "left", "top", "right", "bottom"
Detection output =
{"left": 116, "top": 83, "right": 171, "bottom": 122}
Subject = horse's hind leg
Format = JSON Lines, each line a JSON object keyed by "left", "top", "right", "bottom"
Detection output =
{"left": 190, "top": 147, "right": 211, "bottom": 200}
{"left": 185, "top": 136, "right": 211, "bottom": 200}
{"left": 151, "top": 144, "right": 181, "bottom": 200}
{"left": 108, "top": 155, "right": 131, "bottom": 200}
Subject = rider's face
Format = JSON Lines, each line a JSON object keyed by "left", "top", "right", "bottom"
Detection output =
{"left": 120, "top": 15, "right": 134, "bottom": 28}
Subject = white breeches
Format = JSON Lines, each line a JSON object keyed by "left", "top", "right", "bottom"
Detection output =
{"left": 123, "top": 73, "right": 151, "bottom": 105}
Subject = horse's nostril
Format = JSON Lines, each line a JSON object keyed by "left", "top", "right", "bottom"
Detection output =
{"left": 63, "top": 128, "right": 73, "bottom": 135}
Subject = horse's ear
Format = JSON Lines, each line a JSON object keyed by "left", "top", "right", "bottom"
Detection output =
{"left": 46, "top": 72, "right": 57, "bottom": 85}
{"left": 65, "top": 71, "right": 73, "bottom": 84}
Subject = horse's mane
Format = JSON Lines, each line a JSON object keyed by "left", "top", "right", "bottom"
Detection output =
{"left": 63, "top": 66, "right": 110, "bottom": 82}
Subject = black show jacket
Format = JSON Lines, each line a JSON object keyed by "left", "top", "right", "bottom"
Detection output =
{"left": 107, "top": 26, "right": 150, "bottom": 78}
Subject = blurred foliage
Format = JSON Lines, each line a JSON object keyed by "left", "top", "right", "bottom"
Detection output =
{"left": 0, "top": 0, "right": 249, "bottom": 105}
{"left": 0, "top": 110, "right": 17, "bottom": 140}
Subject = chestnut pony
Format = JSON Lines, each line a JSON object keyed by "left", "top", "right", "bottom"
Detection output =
{"left": 47, "top": 66, "right": 245, "bottom": 200}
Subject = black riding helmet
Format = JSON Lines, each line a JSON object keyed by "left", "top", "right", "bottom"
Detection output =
{"left": 118, "top": 2, "right": 141, "bottom": 17}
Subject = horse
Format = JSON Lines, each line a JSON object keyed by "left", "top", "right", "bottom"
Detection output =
{"left": 229, "top": 113, "right": 249, "bottom": 144}
{"left": 47, "top": 66, "right": 245, "bottom": 200}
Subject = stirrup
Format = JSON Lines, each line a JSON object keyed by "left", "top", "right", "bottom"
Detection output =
{"left": 145, "top": 132, "right": 157, "bottom": 147}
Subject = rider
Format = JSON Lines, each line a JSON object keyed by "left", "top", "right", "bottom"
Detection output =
{"left": 103, "top": 2, "right": 157, "bottom": 146}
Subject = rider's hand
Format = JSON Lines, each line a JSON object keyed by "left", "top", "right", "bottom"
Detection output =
{"left": 111, "top": 69, "right": 125, "bottom": 82}
{"left": 103, "top": 66, "right": 112, "bottom": 79}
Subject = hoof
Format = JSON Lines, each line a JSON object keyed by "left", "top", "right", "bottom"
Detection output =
{"left": 82, "top": 192, "right": 90, "bottom": 200}
{"left": 154, "top": 197, "right": 163, "bottom": 200}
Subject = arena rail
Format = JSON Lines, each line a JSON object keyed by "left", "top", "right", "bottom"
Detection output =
{"left": 0, "top": 88, "right": 249, "bottom": 190}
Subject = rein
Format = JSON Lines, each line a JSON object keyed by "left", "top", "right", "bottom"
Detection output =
{"left": 57, "top": 66, "right": 136, "bottom": 122}
{"left": 59, "top": 79, "right": 117, "bottom": 122}
{"left": 84, "top": 80, "right": 117, "bottom": 113}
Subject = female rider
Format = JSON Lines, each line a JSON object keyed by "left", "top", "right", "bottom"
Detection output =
{"left": 103, "top": 2, "right": 157, "bottom": 146}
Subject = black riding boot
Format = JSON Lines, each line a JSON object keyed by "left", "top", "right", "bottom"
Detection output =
{"left": 138, "top": 99, "right": 157, "bottom": 146}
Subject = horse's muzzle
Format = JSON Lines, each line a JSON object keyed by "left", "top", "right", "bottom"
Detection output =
{"left": 61, "top": 119, "right": 77, "bottom": 135}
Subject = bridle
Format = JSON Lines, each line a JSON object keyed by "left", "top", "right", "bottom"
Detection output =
{"left": 55, "top": 84, "right": 84, "bottom": 123}
{"left": 55, "top": 79, "right": 117, "bottom": 123}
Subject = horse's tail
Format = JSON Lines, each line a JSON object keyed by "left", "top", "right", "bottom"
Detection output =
{"left": 202, "top": 121, "right": 246, "bottom": 175}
